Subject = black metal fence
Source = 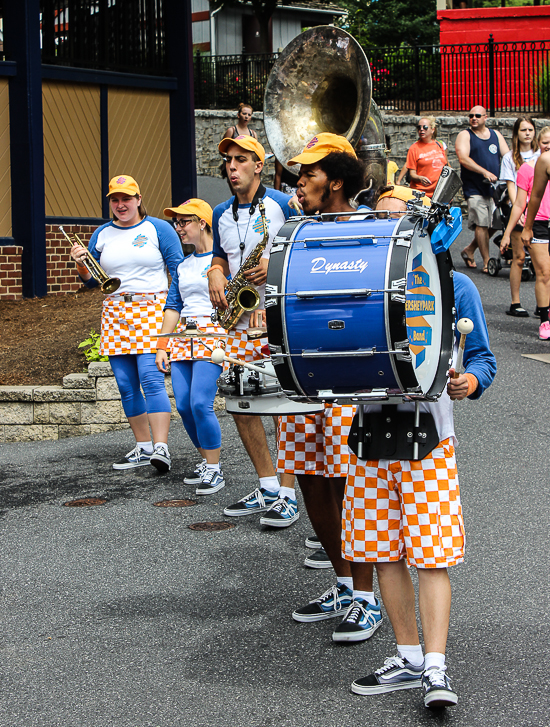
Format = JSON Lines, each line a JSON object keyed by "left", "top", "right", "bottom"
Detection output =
{"left": 40, "top": 0, "right": 168, "bottom": 75}
{"left": 194, "top": 37, "right": 550, "bottom": 116}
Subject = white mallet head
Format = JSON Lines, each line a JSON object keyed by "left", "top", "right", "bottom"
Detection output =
{"left": 211, "top": 347, "right": 226, "bottom": 364}
{"left": 457, "top": 317, "right": 474, "bottom": 335}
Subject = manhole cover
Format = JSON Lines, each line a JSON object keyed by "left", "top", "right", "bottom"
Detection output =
{"left": 188, "top": 521, "right": 236, "bottom": 531}
{"left": 64, "top": 497, "right": 107, "bottom": 507}
{"left": 153, "top": 499, "right": 198, "bottom": 507}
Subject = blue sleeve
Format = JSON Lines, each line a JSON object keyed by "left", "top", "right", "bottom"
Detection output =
{"left": 265, "top": 187, "right": 293, "bottom": 220}
{"left": 212, "top": 200, "right": 231, "bottom": 261}
{"left": 164, "top": 262, "right": 184, "bottom": 312}
{"left": 454, "top": 272, "right": 497, "bottom": 399}
{"left": 148, "top": 217, "right": 185, "bottom": 277}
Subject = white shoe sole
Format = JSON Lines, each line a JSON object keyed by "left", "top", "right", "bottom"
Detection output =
{"left": 223, "top": 503, "right": 275, "bottom": 516}
{"left": 351, "top": 678, "right": 422, "bottom": 695}
{"left": 196, "top": 481, "right": 225, "bottom": 495}
{"left": 184, "top": 476, "right": 202, "bottom": 485}
{"left": 304, "top": 556, "right": 332, "bottom": 569}
{"left": 424, "top": 690, "right": 458, "bottom": 708}
{"left": 305, "top": 537, "right": 321, "bottom": 549}
{"left": 332, "top": 617, "right": 382, "bottom": 642}
{"left": 259, "top": 512, "right": 300, "bottom": 528}
{"left": 292, "top": 607, "right": 351, "bottom": 623}
{"left": 112, "top": 460, "right": 151, "bottom": 470}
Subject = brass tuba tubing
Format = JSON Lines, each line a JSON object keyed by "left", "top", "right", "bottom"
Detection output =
{"left": 61, "top": 226, "right": 121, "bottom": 294}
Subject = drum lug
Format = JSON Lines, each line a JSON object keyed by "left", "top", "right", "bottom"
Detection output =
{"left": 390, "top": 278, "right": 406, "bottom": 303}
{"left": 394, "top": 340, "right": 411, "bottom": 362}
{"left": 395, "top": 236, "right": 412, "bottom": 247}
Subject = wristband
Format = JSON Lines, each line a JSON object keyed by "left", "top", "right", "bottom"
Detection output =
{"left": 464, "top": 373, "right": 478, "bottom": 397}
{"left": 76, "top": 262, "right": 88, "bottom": 276}
{"left": 206, "top": 265, "right": 225, "bottom": 277}
{"left": 156, "top": 338, "right": 169, "bottom": 351}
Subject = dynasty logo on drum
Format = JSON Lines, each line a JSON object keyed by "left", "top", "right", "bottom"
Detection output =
{"left": 310, "top": 257, "right": 369, "bottom": 274}
{"left": 405, "top": 252, "right": 435, "bottom": 368}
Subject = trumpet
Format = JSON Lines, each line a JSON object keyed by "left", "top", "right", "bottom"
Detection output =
{"left": 61, "top": 226, "right": 121, "bottom": 294}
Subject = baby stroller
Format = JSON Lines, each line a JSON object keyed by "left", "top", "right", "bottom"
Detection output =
{"left": 487, "top": 181, "right": 535, "bottom": 280}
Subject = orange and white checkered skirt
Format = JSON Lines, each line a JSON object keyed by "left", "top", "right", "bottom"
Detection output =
{"left": 168, "top": 316, "right": 226, "bottom": 363}
{"left": 99, "top": 295, "right": 167, "bottom": 356}
{"left": 342, "top": 438, "right": 465, "bottom": 569}
{"left": 224, "top": 330, "right": 269, "bottom": 363}
{"left": 277, "top": 404, "right": 355, "bottom": 478}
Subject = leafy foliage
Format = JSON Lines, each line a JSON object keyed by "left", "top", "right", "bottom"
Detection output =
{"left": 337, "top": 0, "right": 439, "bottom": 47}
{"left": 78, "top": 329, "right": 108, "bottom": 363}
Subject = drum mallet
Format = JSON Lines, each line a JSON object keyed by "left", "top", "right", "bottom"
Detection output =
{"left": 211, "top": 347, "right": 278, "bottom": 377}
{"left": 451, "top": 317, "right": 474, "bottom": 377}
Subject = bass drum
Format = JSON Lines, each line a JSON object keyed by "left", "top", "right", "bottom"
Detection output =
{"left": 265, "top": 215, "right": 455, "bottom": 401}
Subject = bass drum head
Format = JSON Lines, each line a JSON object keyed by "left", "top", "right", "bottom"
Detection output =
{"left": 402, "top": 220, "right": 454, "bottom": 397}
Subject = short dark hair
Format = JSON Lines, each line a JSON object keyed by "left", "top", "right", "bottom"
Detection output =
{"left": 317, "top": 151, "right": 365, "bottom": 200}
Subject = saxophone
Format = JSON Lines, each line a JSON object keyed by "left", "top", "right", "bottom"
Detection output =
{"left": 215, "top": 199, "right": 269, "bottom": 331}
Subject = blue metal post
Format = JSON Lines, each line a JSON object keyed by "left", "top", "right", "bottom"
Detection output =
{"left": 164, "top": 0, "right": 197, "bottom": 202}
{"left": 4, "top": 0, "right": 47, "bottom": 297}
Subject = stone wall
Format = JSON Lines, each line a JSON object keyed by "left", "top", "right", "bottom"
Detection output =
{"left": 0, "top": 362, "right": 178, "bottom": 443}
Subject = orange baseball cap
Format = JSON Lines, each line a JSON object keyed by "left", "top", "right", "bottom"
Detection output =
{"left": 377, "top": 185, "right": 431, "bottom": 207}
{"left": 288, "top": 133, "right": 357, "bottom": 166}
{"left": 218, "top": 135, "right": 266, "bottom": 163}
{"left": 106, "top": 174, "right": 141, "bottom": 197}
{"left": 163, "top": 198, "right": 213, "bottom": 227}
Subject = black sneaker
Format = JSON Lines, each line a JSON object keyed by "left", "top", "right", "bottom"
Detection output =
{"left": 196, "top": 468, "right": 225, "bottom": 495}
{"left": 305, "top": 534, "right": 321, "bottom": 549}
{"left": 332, "top": 598, "right": 383, "bottom": 642}
{"left": 422, "top": 666, "right": 458, "bottom": 708}
{"left": 112, "top": 445, "right": 151, "bottom": 470}
{"left": 292, "top": 584, "right": 353, "bottom": 623}
{"left": 184, "top": 461, "right": 205, "bottom": 485}
{"left": 304, "top": 547, "right": 332, "bottom": 569}
{"left": 351, "top": 655, "right": 424, "bottom": 695}
{"left": 223, "top": 487, "right": 279, "bottom": 517}
{"left": 259, "top": 496, "right": 299, "bottom": 528}
{"left": 150, "top": 444, "right": 171, "bottom": 473}
{"left": 506, "top": 305, "right": 529, "bottom": 317}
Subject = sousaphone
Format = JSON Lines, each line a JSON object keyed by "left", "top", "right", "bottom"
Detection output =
{"left": 263, "top": 26, "right": 387, "bottom": 203}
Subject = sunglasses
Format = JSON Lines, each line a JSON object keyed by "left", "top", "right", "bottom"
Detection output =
{"left": 417, "top": 124, "right": 430, "bottom": 130}
{"left": 173, "top": 219, "right": 193, "bottom": 228}
{"left": 469, "top": 113, "right": 483, "bottom": 119}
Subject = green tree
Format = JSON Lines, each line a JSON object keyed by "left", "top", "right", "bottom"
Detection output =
{"left": 337, "top": 0, "right": 439, "bottom": 47}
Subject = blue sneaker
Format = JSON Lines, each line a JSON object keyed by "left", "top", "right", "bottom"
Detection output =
{"left": 422, "top": 666, "right": 458, "bottom": 708}
{"left": 223, "top": 487, "right": 279, "bottom": 517}
{"left": 112, "top": 445, "right": 151, "bottom": 470}
{"left": 332, "top": 598, "right": 383, "bottom": 642}
{"left": 351, "top": 655, "right": 424, "bottom": 695}
{"left": 292, "top": 584, "right": 353, "bottom": 623}
{"left": 259, "top": 496, "right": 299, "bottom": 528}
{"left": 196, "top": 468, "right": 225, "bottom": 495}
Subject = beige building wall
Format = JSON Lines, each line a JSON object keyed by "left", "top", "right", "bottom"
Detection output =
{"left": 42, "top": 81, "right": 102, "bottom": 218}
{"left": 0, "top": 79, "right": 12, "bottom": 237}
{"left": 108, "top": 88, "right": 171, "bottom": 220}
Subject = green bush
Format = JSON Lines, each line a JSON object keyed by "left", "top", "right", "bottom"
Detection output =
{"left": 535, "top": 60, "right": 550, "bottom": 114}
{"left": 78, "top": 329, "right": 108, "bottom": 363}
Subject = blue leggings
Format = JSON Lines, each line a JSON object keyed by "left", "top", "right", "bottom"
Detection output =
{"left": 109, "top": 354, "right": 171, "bottom": 418}
{"left": 170, "top": 360, "right": 222, "bottom": 450}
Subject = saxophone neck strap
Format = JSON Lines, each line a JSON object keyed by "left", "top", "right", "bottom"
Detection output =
{"left": 232, "top": 183, "right": 267, "bottom": 222}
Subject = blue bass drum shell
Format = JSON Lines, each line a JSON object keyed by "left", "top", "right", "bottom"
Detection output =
{"left": 265, "top": 214, "right": 455, "bottom": 401}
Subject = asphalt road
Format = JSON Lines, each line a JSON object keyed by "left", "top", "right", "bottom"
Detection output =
{"left": 1, "top": 210, "right": 549, "bottom": 726}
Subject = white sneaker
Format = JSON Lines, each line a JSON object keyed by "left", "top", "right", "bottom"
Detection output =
{"left": 150, "top": 444, "right": 171, "bottom": 473}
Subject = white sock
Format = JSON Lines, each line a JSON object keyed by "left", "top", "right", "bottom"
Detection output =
{"left": 205, "top": 462, "right": 220, "bottom": 472}
{"left": 259, "top": 476, "right": 280, "bottom": 494}
{"left": 424, "top": 652, "right": 446, "bottom": 671}
{"left": 137, "top": 440, "right": 153, "bottom": 454}
{"left": 278, "top": 486, "right": 296, "bottom": 501}
{"left": 154, "top": 441, "right": 168, "bottom": 451}
{"left": 397, "top": 644, "right": 424, "bottom": 667}
{"left": 337, "top": 577, "right": 353, "bottom": 591}
{"left": 353, "top": 589, "right": 377, "bottom": 606}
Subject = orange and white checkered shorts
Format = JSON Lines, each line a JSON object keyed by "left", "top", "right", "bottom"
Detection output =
{"left": 277, "top": 404, "right": 355, "bottom": 477}
{"left": 342, "top": 439, "right": 465, "bottom": 569}
{"left": 100, "top": 295, "right": 166, "bottom": 356}
{"left": 224, "top": 330, "right": 268, "bottom": 363}
{"left": 169, "top": 316, "right": 226, "bottom": 363}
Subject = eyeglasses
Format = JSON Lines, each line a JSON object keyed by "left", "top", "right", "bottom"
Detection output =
{"left": 469, "top": 113, "right": 483, "bottom": 119}
{"left": 417, "top": 125, "right": 429, "bottom": 130}
{"left": 173, "top": 219, "right": 193, "bottom": 228}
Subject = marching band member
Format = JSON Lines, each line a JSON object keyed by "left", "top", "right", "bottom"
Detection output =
{"left": 208, "top": 136, "right": 297, "bottom": 526}
{"left": 343, "top": 189, "right": 496, "bottom": 708}
{"left": 155, "top": 200, "right": 226, "bottom": 495}
{"left": 70, "top": 175, "right": 184, "bottom": 472}
{"left": 279, "top": 134, "right": 382, "bottom": 639}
